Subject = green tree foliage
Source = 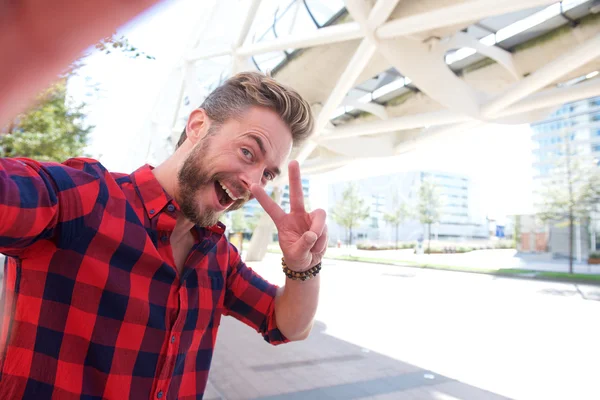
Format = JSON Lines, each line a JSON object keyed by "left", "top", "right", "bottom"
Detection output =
{"left": 229, "top": 209, "right": 248, "bottom": 233}
{"left": 0, "top": 80, "right": 92, "bottom": 162}
{"left": 536, "top": 136, "right": 600, "bottom": 273}
{"left": 331, "top": 183, "right": 370, "bottom": 246}
{"left": 247, "top": 210, "right": 264, "bottom": 233}
{"left": 418, "top": 178, "right": 442, "bottom": 254}
{"left": 383, "top": 194, "right": 410, "bottom": 249}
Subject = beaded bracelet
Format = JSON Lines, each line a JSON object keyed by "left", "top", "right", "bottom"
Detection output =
{"left": 281, "top": 257, "right": 322, "bottom": 281}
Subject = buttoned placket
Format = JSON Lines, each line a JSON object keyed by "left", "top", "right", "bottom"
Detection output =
{"left": 152, "top": 203, "right": 189, "bottom": 398}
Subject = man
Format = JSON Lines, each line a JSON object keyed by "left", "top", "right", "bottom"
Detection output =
{"left": 0, "top": 72, "right": 327, "bottom": 399}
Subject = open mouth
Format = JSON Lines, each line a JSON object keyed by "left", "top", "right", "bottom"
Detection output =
{"left": 214, "top": 180, "right": 239, "bottom": 208}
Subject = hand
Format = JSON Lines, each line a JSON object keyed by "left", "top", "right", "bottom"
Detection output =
{"left": 251, "top": 160, "right": 328, "bottom": 272}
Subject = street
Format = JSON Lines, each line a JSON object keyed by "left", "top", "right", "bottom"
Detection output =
{"left": 207, "top": 254, "right": 600, "bottom": 400}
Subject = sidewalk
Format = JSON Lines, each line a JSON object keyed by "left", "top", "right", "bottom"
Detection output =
{"left": 207, "top": 316, "right": 511, "bottom": 400}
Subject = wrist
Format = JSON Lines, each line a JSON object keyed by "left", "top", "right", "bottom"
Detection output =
{"left": 281, "top": 257, "right": 321, "bottom": 281}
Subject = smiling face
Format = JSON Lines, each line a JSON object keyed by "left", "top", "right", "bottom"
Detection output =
{"left": 176, "top": 106, "right": 293, "bottom": 227}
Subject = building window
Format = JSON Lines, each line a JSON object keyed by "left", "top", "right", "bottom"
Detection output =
{"left": 593, "top": 144, "right": 600, "bottom": 153}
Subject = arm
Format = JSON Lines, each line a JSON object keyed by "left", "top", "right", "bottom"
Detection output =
{"left": 223, "top": 245, "right": 289, "bottom": 344}
{"left": 274, "top": 274, "right": 320, "bottom": 340}
{"left": 0, "top": 157, "right": 60, "bottom": 256}
{"left": 251, "top": 161, "right": 328, "bottom": 341}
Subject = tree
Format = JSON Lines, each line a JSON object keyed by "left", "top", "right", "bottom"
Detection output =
{"left": 247, "top": 210, "right": 264, "bottom": 233}
{"left": 536, "top": 135, "right": 600, "bottom": 273}
{"left": 95, "top": 33, "right": 155, "bottom": 60}
{"left": 331, "top": 183, "right": 370, "bottom": 246}
{"left": 0, "top": 80, "right": 92, "bottom": 161}
{"left": 383, "top": 194, "right": 410, "bottom": 249}
{"left": 418, "top": 178, "right": 442, "bottom": 254}
{"left": 229, "top": 209, "right": 248, "bottom": 233}
{"left": 0, "top": 33, "right": 153, "bottom": 162}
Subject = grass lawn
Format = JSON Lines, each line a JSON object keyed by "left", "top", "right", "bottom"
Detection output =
{"left": 266, "top": 249, "right": 600, "bottom": 284}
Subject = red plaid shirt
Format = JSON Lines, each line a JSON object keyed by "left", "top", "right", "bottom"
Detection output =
{"left": 0, "top": 157, "right": 287, "bottom": 399}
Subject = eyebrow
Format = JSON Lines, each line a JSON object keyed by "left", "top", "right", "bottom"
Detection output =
{"left": 248, "top": 133, "right": 281, "bottom": 176}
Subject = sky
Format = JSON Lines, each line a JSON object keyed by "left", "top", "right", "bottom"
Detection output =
{"left": 67, "top": 0, "right": 536, "bottom": 221}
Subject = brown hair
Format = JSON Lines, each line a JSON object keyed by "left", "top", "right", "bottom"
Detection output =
{"left": 177, "top": 71, "right": 313, "bottom": 148}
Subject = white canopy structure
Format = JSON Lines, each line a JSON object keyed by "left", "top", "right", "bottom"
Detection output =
{"left": 138, "top": 0, "right": 600, "bottom": 259}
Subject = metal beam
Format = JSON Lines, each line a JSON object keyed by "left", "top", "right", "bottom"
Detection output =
{"left": 188, "top": 0, "right": 556, "bottom": 62}
{"left": 295, "top": 0, "right": 399, "bottom": 164}
{"left": 295, "top": 38, "right": 378, "bottom": 163}
{"left": 368, "top": 0, "right": 402, "bottom": 28}
{"left": 482, "top": 33, "right": 600, "bottom": 118}
{"left": 498, "top": 78, "right": 600, "bottom": 117}
{"left": 321, "top": 110, "right": 468, "bottom": 141}
{"left": 234, "top": 0, "right": 262, "bottom": 48}
{"left": 376, "top": 0, "right": 558, "bottom": 39}
{"left": 232, "top": 0, "right": 263, "bottom": 73}
{"left": 187, "top": 22, "right": 363, "bottom": 62}
{"left": 319, "top": 78, "right": 600, "bottom": 141}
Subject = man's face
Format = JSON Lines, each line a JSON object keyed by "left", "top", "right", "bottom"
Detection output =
{"left": 177, "top": 106, "right": 293, "bottom": 227}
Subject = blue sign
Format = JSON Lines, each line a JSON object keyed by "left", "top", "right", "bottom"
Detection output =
{"left": 496, "top": 225, "right": 505, "bottom": 238}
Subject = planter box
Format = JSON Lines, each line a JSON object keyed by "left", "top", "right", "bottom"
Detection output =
{"left": 588, "top": 258, "right": 600, "bottom": 265}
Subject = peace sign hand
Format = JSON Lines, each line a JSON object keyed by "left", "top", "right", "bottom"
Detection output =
{"left": 251, "top": 160, "right": 328, "bottom": 272}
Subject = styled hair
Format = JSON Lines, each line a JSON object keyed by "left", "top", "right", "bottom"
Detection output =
{"left": 177, "top": 71, "right": 314, "bottom": 148}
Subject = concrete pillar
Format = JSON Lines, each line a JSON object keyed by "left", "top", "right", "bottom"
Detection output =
{"left": 245, "top": 187, "right": 281, "bottom": 262}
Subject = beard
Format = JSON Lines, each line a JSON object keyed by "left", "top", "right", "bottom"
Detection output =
{"left": 177, "top": 134, "right": 249, "bottom": 227}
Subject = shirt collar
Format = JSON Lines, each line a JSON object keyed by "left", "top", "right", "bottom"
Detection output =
{"left": 129, "top": 164, "right": 227, "bottom": 235}
{"left": 130, "top": 164, "right": 174, "bottom": 219}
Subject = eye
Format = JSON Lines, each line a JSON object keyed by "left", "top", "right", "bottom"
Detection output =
{"left": 241, "top": 148, "right": 253, "bottom": 160}
{"left": 263, "top": 170, "right": 274, "bottom": 181}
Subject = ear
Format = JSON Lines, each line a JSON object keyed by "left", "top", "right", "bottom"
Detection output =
{"left": 185, "top": 108, "right": 211, "bottom": 145}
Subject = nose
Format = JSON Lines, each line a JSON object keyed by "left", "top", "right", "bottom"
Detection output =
{"left": 240, "top": 167, "right": 265, "bottom": 191}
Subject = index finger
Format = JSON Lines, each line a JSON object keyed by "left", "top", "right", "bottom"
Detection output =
{"left": 251, "top": 184, "right": 286, "bottom": 224}
{"left": 288, "top": 160, "right": 305, "bottom": 212}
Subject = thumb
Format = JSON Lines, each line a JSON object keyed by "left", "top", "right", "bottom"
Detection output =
{"left": 299, "top": 231, "right": 318, "bottom": 250}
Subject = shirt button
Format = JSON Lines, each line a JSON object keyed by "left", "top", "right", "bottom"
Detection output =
{"left": 171, "top": 335, "right": 176, "bottom": 343}
{"left": 167, "top": 204, "right": 175, "bottom": 212}
{"left": 157, "top": 391, "right": 163, "bottom": 399}
{"left": 161, "top": 235, "right": 168, "bottom": 243}
{"left": 149, "top": 209, "right": 155, "bottom": 215}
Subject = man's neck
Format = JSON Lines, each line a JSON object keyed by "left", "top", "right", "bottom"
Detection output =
{"left": 172, "top": 214, "right": 195, "bottom": 243}
{"left": 152, "top": 156, "right": 179, "bottom": 200}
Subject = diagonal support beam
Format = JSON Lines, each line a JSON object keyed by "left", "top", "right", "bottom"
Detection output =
{"left": 294, "top": 0, "right": 399, "bottom": 165}
{"left": 232, "top": 0, "right": 263, "bottom": 73}
{"left": 234, "top": 0, "right": 262, "bottom": 48}
{"left": 481, "top": 33, "right": 600, "bottom": 118}
{"left": 294, "top": 39, "right": 377, "bottom": 163}
{"left": 368, "top": 0, "right": 402, "bottom": 28}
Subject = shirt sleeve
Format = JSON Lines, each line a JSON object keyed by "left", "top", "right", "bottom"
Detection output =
{"left": 222, "top": 242, "right": 289, "bottom": 345}
{"left": 0, "top": 157, "right": 100, "bottom": 257}
{"left": 0, "top": 157, "right": 61, "bottom": 256}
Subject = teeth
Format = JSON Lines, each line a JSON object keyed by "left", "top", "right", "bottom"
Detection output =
{"left": 219, "top": 181, "right": 239, "bottom": 201}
